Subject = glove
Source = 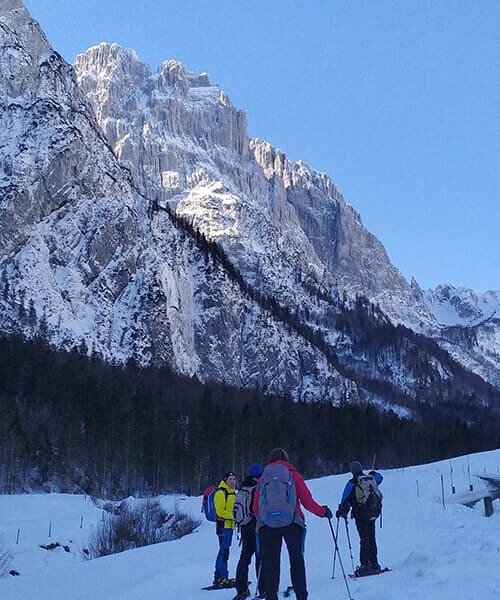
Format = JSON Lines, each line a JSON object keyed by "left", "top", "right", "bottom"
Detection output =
{"left": 336, "top": 505, "right": 348, "bottom": 519}
{"left": 323, "top": 505, "right": 333, "bottom": 519}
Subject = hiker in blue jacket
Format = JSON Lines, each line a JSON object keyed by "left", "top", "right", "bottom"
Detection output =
{"left": 336, "top": 461, "right": 383, "bottom": 577}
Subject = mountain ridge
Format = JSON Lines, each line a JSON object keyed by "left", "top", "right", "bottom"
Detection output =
{"left": 1, "top": 3, "right": 499, "bottom": 411}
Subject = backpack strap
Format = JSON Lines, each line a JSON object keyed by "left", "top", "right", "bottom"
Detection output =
{"left": 218, "top": 487, "right": 229, "bottom": 502}
{"left": 215, "top": 486, "right": 229, "bottom": 519}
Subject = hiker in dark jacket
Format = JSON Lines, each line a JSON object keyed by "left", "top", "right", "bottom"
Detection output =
{"left": 336, "top": 461, "right": 383, "bottom": 576}
{"left": 233, "top": 463, "right": 265, "bottom": 600}
{"left": 253, "top": 448, "right": 332, "bottom": 600}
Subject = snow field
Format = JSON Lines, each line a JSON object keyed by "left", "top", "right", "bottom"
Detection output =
{"left": 1, "top": 450, "right": 500, "bottom": 599}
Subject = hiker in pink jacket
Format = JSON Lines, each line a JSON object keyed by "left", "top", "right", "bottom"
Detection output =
{"left": 253, "top": 448, "right": 332, "bottom": 600}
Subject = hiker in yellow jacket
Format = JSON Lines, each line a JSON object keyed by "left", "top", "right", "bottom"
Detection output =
{"left": 213, "top": 471, "right": 237, "bottom": 588}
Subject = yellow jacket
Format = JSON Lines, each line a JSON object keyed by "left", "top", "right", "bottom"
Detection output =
{"left": 214, "top": 479, "right": 236, "bottom": 529}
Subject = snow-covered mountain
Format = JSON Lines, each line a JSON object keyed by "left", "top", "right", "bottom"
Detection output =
{"left": 0, "top": 0, "right": 355, "bottom": 402}
{"left": 1, "top": 0, "right": 499, "bottom": 409}
{"left": 71, "top": 41, "right": 500, "bottom": 391}
{"left": 424, "top": 285, "right": 500, "bottom": 388}
{"left": 73, "top": 41, "right": 428, "bottom": 324}
{"left": 72, "top": 40, "right": 500, "bottom": 392}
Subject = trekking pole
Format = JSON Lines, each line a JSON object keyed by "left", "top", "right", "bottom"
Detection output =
{"left": 331, "top": 517, "right": 340, "bottom": 578}
{"left": 327, "top": 517, "right": 354, "bottom": 600}
{"left": 253, "top": 562, "right": 262, "bottom": 600}
{"left": 344, "top": 518, "right": 356, "bottom": 575}
{"left": 252, "top": 531, "right": 263, "bottom": 600}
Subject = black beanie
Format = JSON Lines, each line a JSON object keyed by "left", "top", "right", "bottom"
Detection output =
{"left": 349, "top": 461, "right": 363, "bottom": 475}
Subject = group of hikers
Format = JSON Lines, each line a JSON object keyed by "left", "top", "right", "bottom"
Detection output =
{"left": 204, "top": 447, "right": 384, "bottom": 600}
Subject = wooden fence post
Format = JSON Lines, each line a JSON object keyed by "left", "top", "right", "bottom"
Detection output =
{"left": 484, "top": 496, "right": 494, "bottom": 517}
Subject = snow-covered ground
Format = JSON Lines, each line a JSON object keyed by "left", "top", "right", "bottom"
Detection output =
{"left": 1, "top": 450, "right": 500, "bottom": 600}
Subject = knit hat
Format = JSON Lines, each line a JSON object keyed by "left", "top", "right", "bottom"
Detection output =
{"left": 349, "top": 461, "right": 363, "bottom": 475}
{"left": 224, "top": 471, "right": 237, "bottom": 481}
{"left": 248, "top": 463, "right": 263, "bottom": 478}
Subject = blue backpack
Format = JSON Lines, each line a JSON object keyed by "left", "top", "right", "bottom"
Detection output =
{"left": 202, "top": 485, "right": 228, "bottom": 522}
{"left": 257, "top": 463, "right": 297, "bottom": 528}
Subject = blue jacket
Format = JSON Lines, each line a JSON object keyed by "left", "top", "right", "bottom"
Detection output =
{"left": 338, "top": 470, "right": 383, "bottom": 520}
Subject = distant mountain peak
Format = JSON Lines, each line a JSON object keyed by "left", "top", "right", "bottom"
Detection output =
{"left": 0, "top": 0, "right": 53, "bottom": 99}
{"left": 79, "top": 42, "right": 143, "bottom": 72}
{"left": 425, "top": 284, "right": 500, "bottom": 327}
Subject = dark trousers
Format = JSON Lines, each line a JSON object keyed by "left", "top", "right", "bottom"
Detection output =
{"left": 259, "top": 523, "right": 307, "bottom": 600}
{"left": 235, "top": 521, "right": 262, "bottom": 594}
{"left": 355, "top": 518, "right": 378, "bottom": 567}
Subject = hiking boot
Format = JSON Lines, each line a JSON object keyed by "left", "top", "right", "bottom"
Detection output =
{"left": 215, "top": 578, "right": 236, "bottom": 588}
{"left": 354, "top": 564, "right": 372, "bottom": 577}
{"left": 369, "top": 562, "right": 381, "bottom": 573}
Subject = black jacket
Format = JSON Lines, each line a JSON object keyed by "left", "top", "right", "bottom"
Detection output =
{"left": 238, "top": 475, "right": 258, "bottom": 528}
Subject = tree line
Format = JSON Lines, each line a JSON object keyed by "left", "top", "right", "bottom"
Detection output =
{"left": 0, "top": 335, "right": 499, "bottom": 498}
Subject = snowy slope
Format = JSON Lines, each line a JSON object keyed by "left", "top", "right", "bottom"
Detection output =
{"left": 425, "top": 285, "right": 500, "bottom": 327}
{"left": 2, "top": 449, "right": 500, "bottom": 600}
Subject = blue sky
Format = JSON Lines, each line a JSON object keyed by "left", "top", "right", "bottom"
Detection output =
{"left": 23, "top": 0, "right": 499, "bottom": 292}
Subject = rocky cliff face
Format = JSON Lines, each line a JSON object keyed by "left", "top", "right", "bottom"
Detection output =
{"left": 0, "top": 1, "right": 359, "bottom": 402}
{"left": 73, "top": 40, "right": 500, "bottom": 390}
{"left": 73, "top": 43, "right": 435, "bottom": 322}
{"left": 1, "top": 2, "right": 498, "bottom": 410}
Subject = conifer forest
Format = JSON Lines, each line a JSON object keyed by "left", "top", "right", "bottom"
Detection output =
{"left": 1, "top": 335, "right": 498, "bottom": 498}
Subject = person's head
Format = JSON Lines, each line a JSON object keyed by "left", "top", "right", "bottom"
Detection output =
{"left": 268, "top": 448, "right": 289, "bottom": 464}
{"left": 223, "top": 471, "right": 237, "bottom": 489}
{"left": 248, "top": 463, "right": 263, "bottom": 478}
{"left": 349, "top": 461, "right": 363, "bottom": 476}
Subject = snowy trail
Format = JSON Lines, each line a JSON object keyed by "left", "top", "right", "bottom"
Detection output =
{"left": 1, "top": 450, "right": 500, "bottom": 599}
